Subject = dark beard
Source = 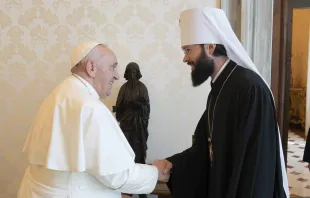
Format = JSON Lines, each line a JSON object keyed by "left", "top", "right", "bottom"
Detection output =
{"left": 190, "top": 49, "right": 215, "bottom": 87}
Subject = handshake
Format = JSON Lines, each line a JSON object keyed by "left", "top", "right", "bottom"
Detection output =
{"left": 152, "top": 159, "right": 173, "bottom": 182}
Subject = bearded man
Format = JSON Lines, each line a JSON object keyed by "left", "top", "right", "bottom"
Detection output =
{"left": 155, "top": 7, "right": 289, "bottom": 198}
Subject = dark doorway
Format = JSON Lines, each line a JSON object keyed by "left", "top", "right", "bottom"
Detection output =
{"left": 272, "top": 0, "right": 310, "bottom": 163}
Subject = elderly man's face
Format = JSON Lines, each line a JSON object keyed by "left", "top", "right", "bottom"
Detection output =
{"left": 93, "top": 48, "right": 119, "bottom": 98}
{"left": 182, "top": 44, "right": 215, "bottom": 87}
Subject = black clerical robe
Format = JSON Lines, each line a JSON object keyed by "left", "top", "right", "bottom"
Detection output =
{"left": 166, "top": 60, "right": 288, "bottom": 198}
{"left": 303, "top": 128, "right": 310, "bottom": 163}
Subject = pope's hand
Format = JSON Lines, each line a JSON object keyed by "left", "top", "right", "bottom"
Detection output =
{"left": 153, "top": 159, "right": 173, "bottom": 182}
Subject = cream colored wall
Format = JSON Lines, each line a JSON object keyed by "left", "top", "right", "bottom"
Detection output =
{"left": 306, "top": 17, "right": 310, "bottom": 136}
{"left": 291, "top": 9, "right": 310, "bottom": 89}
{"left": 290, "top": 9, "right": 310, "bottom": 132}
{"left": 0, "top": 0, "right": 220, "bottom": 197}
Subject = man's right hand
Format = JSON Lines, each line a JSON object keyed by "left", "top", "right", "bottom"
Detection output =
{"left": 152, "top": 159, "right": 173, "bottom": 182}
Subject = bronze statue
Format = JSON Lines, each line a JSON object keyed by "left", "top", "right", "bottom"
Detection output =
{"left": 114, "top": 62, "right": 150, "bottom": 198}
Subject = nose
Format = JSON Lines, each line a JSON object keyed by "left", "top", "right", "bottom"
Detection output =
{"left": 183, "top": 55, "right": 189, "bottom": 63}
{"left": 114, "top": 70, "right": 120, "bottom": 80}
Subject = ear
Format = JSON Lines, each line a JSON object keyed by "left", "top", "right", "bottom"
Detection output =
{"left": 85, "top": 60, "right": 97, "bottom": 78}
{"left": 206, "top": 44, "right": 216, "bottom": 56}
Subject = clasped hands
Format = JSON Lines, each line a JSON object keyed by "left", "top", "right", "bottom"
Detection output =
{"left": 152, "top": 159, "right": 172, "bottom": 182}
{"left": 121, "top": 160, "right": 172, "bottom": 198}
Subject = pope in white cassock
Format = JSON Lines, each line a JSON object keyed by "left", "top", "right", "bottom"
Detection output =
{"left": 17, "top": 42, "right": 171, "bottom": 198}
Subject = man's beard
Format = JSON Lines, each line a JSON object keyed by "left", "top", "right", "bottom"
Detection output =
{"left": 190, "top": 50, "right": 215, "bottom": 87}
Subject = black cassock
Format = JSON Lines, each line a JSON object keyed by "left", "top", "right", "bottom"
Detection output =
{"left": 303, "top": 128, "right": 310, "bottom": 163}
{"left": 166, "top": 60, "right": 288, "bottom": 198}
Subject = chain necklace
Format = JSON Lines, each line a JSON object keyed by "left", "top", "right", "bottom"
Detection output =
{"left": 207, "top": 65, "right": 237, "bottom": 166}
{"left": 72, "top": 73, "right": 92, "bottom": 95}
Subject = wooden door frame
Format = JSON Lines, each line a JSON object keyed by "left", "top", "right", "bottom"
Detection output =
{"left": 271, "top": 0, "right": 310, "bottom": 163}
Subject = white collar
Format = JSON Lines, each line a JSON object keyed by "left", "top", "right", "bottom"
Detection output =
{"left": 212, "top": 58, "right": 230, "bottom": 83}
{"left": 72, "top": 73, "right": 100, "bottom": 99}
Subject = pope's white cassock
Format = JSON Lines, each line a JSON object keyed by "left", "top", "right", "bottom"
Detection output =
{"left": 17, "top": 43, "right": 158, "bottom": 198}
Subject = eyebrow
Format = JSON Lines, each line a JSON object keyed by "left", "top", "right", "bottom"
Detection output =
{"left": 181, "top": 45, "right": 190, "bottom": 50}
{"left": 111, "top": 62, "right": 118, "bottom": 67}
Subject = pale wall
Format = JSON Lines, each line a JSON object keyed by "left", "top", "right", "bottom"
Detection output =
{"left": 306, "top": 15, "right": 310, "bottom": 136}
{"left": 0, "top": 0, "right": 220, "bottom": 197}
{"left": 291, "top": 9, "right": 310, "bottom": 89}
{"left": 289, "top": 9, "right": 310, "bottom": 132}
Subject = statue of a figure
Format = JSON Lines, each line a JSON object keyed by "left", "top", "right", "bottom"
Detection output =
{"left": 114, "top": 62, "right": 150, "bottom": 158}
{"left": 114, "top": 62, "right": 150, "bottom": 198}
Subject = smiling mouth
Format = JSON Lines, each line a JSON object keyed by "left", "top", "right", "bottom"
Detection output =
{"left": 188, "top": 63, "right": 195, "bottom": 70}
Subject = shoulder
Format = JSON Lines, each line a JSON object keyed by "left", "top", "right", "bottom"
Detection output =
{"left": 77, "top": 100, "right": 118, "bottom": 129}
{"left": 118, "top": 82, "right": 126, "bottom": 90}
{"left": 52, "top": 78, "right": 110, "bottom": 117}
{"left": 82, "top": 99, "right": 110, "bottom": 116}
{"left": 138, "top": 81, "right": 148, "bottom": 90}
{"left": 232, "top": 66, "right": 269, "bottom": 92}
{"left": 120, "top": 82, "right": 127, "bottom": 88}
{"left": 228, "top": 66, "right": 273, "bottom": 102}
